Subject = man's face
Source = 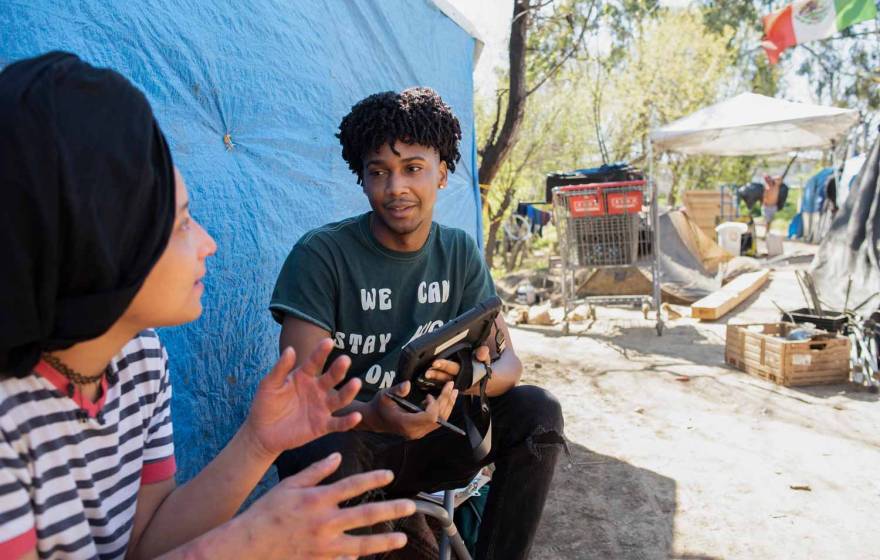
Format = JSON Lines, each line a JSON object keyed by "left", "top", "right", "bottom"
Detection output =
{"left": 362, "top": 141, "right": 447, "bottom": 246}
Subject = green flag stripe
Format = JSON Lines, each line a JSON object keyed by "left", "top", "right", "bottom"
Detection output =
{"left": 835, "top": 0, "right": 877, "bottom": 30}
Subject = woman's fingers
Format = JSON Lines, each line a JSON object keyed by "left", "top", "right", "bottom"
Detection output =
{"left": 265, "top": 347, "right": 296, "bottom": 388}
{"left": 325, "top": 499, "right": 416, "bottom": 533}
{"left": 283, "top": 453, "right": 341, "bottom": 489}
{"left": 297, "top": 338, "right": 335, "bottom": 377}
{"left": 326, "top": 411, "right": 362, "bottom": 433}
{"left": 329, "top": 377, "right": 361, "bottom": 411}
{"left": 323, "top": 469, "right": 395, "bottom": 504}
{"left": 319, "top": 354, "right": 352, "bottom": 391}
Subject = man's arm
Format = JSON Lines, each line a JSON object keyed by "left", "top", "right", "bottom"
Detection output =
{"left": 474, "top": 315, "right": 522, "bottom": 397}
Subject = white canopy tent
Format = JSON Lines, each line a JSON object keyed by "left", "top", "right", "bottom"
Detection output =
{"left": 649, "top": 92, "right": 859, "bottom": 156}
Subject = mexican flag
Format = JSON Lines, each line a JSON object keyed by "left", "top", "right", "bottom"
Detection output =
{"left": 763, "top": 0, "right": 877, "bottom": 64}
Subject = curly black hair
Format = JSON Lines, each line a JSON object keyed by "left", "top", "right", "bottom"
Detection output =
{"left": 337, "top": 87, "right": 462, "bottom": 184}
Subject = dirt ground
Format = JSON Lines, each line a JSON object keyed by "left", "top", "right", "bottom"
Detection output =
{"left": 520, "top": 253, "right": 880, "bottom": 559}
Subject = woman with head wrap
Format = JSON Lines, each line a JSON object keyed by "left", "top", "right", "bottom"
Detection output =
{"left": 0, "top": 52, "right": 414, "bottom": 560}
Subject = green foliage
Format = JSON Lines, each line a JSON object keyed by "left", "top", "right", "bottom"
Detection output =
{"left": 593, "top": 10, "right": 752, "bottom": 197}
{"left": 525, "top": 0, "right": 601, "bottom": 87}
{"left": 699, "top": 0, "right": 780, "bottom": 98}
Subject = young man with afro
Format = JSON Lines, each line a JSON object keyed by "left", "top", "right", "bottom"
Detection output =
{"left": 269, "top": 87, "right": 565, "bottom": 558}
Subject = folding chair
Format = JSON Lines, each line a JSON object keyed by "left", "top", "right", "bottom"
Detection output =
{"left": 412, "top": 467, "right": 492, "bottom": 560}
{"left": 413, "top": 489, "right": 470, "bottom": 560}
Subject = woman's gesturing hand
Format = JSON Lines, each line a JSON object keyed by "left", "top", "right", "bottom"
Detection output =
{"left": 236, "top": 453, "right": 414, "bottom": 559}
{"left": 245, "top": 339, "right": 362, "bottom": 459}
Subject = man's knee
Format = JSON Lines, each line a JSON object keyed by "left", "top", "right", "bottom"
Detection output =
{"left": 504, "top": 385, "right": 564, "bottom": 434}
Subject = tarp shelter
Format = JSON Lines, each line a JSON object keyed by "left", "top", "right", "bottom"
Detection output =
{"left": 840, "top": 154, "right": 867, "bottom": 205}
{"left": 801, "top": 168, "right": 834, "bottom": 213}
{"left": 0, "top": 1, "right": 484, "bottom": 486}
{"left": 650, "top": 92, "right": 859, "bottom": 156}
{"left": 812, "top": 135, "right": 880, "bottom": 312}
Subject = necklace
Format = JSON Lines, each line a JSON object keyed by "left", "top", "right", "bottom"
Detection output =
{"left": 41, "top": 353, "right": 105, "bottom": 385}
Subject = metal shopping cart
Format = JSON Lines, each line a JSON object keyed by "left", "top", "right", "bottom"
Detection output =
{"left": 552, "top": 179, "right": 663, "bottom": 335}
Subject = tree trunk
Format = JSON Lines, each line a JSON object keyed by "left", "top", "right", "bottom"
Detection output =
{"left": 484, "top": 180, "right": 519, "bottom": 265}
{"left": 485, "top": 218, "right": 503, "bottom": 268}
{"left": 477, "top": 0, "right": 531, "bottom": 194}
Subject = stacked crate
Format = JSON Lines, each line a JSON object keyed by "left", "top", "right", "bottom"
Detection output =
{"left": 682, "top": 190, "right": 738, "bottom": 241}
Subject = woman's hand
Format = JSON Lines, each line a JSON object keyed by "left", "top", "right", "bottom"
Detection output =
{"left": 228, "top": 453, "right": 414, "bottom": 559}
{"left": 244, "top": 339, "right": 362, "bottom": 459}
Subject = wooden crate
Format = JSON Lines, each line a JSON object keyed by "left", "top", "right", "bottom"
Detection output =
{"left": 725, "top": 323, "right": 850, "bottom": 387}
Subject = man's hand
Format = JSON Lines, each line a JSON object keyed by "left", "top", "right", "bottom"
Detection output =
{"left": 370, "top": 381, "right": 458, "bottom": 440}
{"left": 244, "top": 339, "right": 362, "bottom": 459}
{"left": 424, "top": 345, "right": 491, "bottom": 384}
{"left": 232, "top": 453, "right": 414, "bottom": 560}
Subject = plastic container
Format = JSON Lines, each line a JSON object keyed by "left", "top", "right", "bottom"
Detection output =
{"left": 716, "top": 222, "right": 749, "bottom": 256}
{"left": 782, "top": 308, "right": 847, "bottom": 333}
{"left": 516, "top": 281, "right": 537, "bottom": 305}
{"left": 766, "top": 233, "right": 784, "bottom": 257}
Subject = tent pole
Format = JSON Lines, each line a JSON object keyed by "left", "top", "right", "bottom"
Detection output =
{"left": 649, "top": 136, "right": 663, "bottom": 335}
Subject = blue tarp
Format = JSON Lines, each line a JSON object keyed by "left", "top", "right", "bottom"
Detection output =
{"left": 802, "top": 167, "right": 833, "bottom": 213}
{"left": 1, "top": 1, "right": 482, "bottom": 487}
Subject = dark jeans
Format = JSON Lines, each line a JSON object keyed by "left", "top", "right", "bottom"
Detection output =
{"left": 276, "top": 385, "right": 565, "bottom": 560}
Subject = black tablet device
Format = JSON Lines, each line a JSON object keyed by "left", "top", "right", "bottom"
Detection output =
{"left": 397, "top": 296, "right": 502, "bottom": 404}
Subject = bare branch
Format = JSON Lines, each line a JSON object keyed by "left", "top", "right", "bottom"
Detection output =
{"left": 524, "top": 4, "right": 596, "bottom": 97}
{"left": 485, "top": 89, "right": 508, "bottom": 152}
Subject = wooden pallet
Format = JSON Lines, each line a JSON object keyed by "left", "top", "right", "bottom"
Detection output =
{"left": 691, "top": 270, "right": 770, "bottom": 320}
{"left": 725, "top": 323, "right": 850, "bottom": 387}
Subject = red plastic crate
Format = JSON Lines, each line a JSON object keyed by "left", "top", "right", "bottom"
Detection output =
{"left": 568, "top": 192, "right": 604, "bottom": 217}
{"left": 606, "top": 189, "right": 643, "bottom": 215}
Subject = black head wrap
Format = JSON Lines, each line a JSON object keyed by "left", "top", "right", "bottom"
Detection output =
{"left": 0, "top": 52, "right": 175, "bottom": 377}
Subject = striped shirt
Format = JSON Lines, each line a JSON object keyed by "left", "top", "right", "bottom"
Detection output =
{"left": 0, "top": 330, "right": 175, "bottom": 559}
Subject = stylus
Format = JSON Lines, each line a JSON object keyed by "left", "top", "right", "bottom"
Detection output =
{"left": 385, "top": 393, "right": 467, "bottom": 436}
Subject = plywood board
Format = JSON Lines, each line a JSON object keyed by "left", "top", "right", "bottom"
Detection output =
{"left": 691, "top": 270, "right": 770, "bottom": 320}
{"left": 682, "top": 190, "right": 737, "bottom": 241}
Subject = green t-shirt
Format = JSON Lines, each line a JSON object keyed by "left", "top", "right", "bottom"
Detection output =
{"left": 270, "top": 212, "right": 495, "bottom": 400}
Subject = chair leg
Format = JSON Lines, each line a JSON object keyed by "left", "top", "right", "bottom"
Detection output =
{"left": 439, "top": 490, "right": 454, "bottom": 560}
{"left": 412, "top": 492, "right": 472, "bottom": 560}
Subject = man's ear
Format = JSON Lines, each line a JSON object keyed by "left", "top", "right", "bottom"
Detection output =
{"left": 438, "top": 161, "right": 448, "bottom": 190}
